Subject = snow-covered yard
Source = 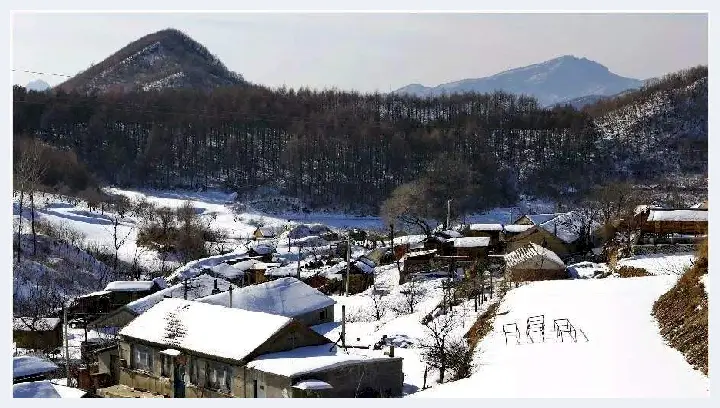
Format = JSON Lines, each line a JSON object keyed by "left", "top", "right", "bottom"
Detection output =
{"left": 617, "top": 253, "right": 695, "bottom": 276}
{"left": 413, "top": 276, "right": 709, "bottom": 397}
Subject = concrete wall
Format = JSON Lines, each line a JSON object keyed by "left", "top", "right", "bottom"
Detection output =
{"left": 290, "top": 358, "right": 404, "bottom": 398}
{"left": 294, "top": 305, "right": 334, "bottom": 326}
{"left": 507, "top": 229, "right": 571, "bottom": 258}
{"left": 13, "top": 327, "right": 62, "bottom": 350}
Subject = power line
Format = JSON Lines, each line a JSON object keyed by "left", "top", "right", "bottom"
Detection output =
{"left": 13, "top": 69, "right": 74, "bottom": 78}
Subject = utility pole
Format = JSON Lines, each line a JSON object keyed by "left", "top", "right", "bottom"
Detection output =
{"left": 296, "top": 245, "right": 302, "bottom": 279}
{"left": 345, "top": 234, "right": 351, "bottom": 296}
{"left": 446, "top": 199, "right": 453, "bottom": 230}
{"left": 341, "top": 305, "right": 346, "bottom": 349}
{"left": 228, "top": 285, "right": 233, "bottom": 308}
{"left": 63, "top": 303, "right": 70, "bottom": 386}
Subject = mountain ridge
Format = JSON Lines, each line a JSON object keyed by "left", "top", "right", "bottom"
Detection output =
{"left": 57, "top": 28, "right": 245, "bottom": 94}
{"left": 394, "top": 55, "right": 643, "bottom": 106}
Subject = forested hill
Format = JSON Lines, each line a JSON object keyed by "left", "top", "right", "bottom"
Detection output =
{"left": 13, "top": 65, "right": 707, "bottom": 214}
{"left": 584, "top": 65, "right": 708, "bottom": 181}
{"left": 13, "top": 84, "right": 606, "bottom": 212}
{"left": 56, "top": 28, "right": 245, "bottom": 94}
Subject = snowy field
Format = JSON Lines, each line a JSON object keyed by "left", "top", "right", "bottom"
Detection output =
{"left": 616, "top": 253, "right": 696, "bottom": 276}
{"left": 414, "top": 276, "right": 709, "bottom": 398}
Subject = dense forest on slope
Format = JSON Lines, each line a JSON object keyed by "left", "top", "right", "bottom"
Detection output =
{"left": 585, "top": 66, "right": 708, "bottom": 181}
{"left": 13, "top": 85, "right": 607, "bottom": 212}
{"left": 13, "top": 64, "right": 707, "bottom": 214}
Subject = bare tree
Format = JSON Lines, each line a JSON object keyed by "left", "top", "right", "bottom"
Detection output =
{"left": 14, "top": 138, "right": 47, "bottom": 260}
{"left": 420, "top": 310, "right": 459, "bottom": 384}
{"left": 381, "top": 182, "right": 437, "bottom": 238}
{"left": 368, "top": 289, "right": 387, "bottom": 321}
{"left": 394, "top": 277, "right": 427, "bottom": 315}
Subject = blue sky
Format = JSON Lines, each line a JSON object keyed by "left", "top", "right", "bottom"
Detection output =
{"left": 12, "top": 12, "right": 708, "bottom": 92}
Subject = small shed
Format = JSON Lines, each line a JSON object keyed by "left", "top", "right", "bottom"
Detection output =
{"left": 13, "top": 356, "right": 60, "bottom": 384}
{"left": 504, "top": 243, "right": 567, "bottom": 283}
{"left": 13, "top": 317, "right": 63, "bottom": 351}
{"left": 13, "top": 380, "right": 88, "bottom": 398}
{"left": 641, "top": 208, "right": 708, "bottom": 236}
{"left": 253, "top": 227, "right": 278, "bottom": 240}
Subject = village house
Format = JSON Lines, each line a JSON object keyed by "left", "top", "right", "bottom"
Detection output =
{"left": 390, "top": 234, "right": 427, "bottom": 260}
{"left": 252, "top": 227, "right": 281, "bottom": 240}
{"left": 505, "top": 212, "right": 592, "bottom": 258}
{"left": 503, "top": 243, "right": 568, "bottom": 284}
{"left": 97, "top": 298, "right": 403, "bottom": 398}
{"left": 634, "top": 207, "right": 708, "bottom": 238}
{"left": 90, "top": 274, "right": 233, "bottom": 330}
{"left": 464, "top": 224, "right": 504, "bottom": 246}
{"left": 197, "top": 277, "right": 335, "bottom": 326}
{"left": 13, "top": 317, "right": 63, "bottom": 352}
{"left": 447, "top": 236, "right": 491, "bottom": 259}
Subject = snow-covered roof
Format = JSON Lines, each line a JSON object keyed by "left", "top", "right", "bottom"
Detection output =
{"left": 249, "top": 243, "right": 275, "bottom": 255}
{"left": 255, "top": 227, "right": 277, "bottom": 237}
{"left": 75, "top": 290, "right": 111, "bottom": 299}
{"left": 13, "top": 356, "right": 59, "bottom": 379}
{"left": 167, "top": 250, "right": 250, "bottom": 282}
{"left": 537, "top": 211, "right": 595, "bottom": 244}
{"left": 104, "top": 280, "right": 156, "bottom": 292}
{"left": 391, "top": 235, "right": 427, "bottom": 246}
{"left": 402, "top": 249, "right": 437, "bottom": 260}
{"left": 293, "top": 379, "right": 333, "bottom": 390}
{"left": 504, "top": 243, "right": 565, "bottom": 271}
{"left": 647, "top": 209, "right": 708, "bottom": 222}
{"left": 208, "top": 262, "right": 247, "bottom": 280}
{"left": 469, "top": 223, "right": 504, "bottom": 232}
{"left": 353, "top": 260, "right": 375, "bottom": 274}
{"left": 449, "top": 237, "right": 491, "bottom": 248}
{"left": 13, "top": 381, "right": 87, "bottom": 398}
{"left": 504, "top": 224, "right": 534, "bottom": 234}
{"left": 197, "top": 277, "right": 335, "bottom": 317}
{"left": 120, "top": 298, "right": 292, "bottom": 363}
{"left": 524, "top": 213, "right": 563, "bottom": 225}
{"left": 13, "top": 317, "right": 62, "bottom": 331}
{"left": 125, "top": 274, "right": 233, "bottom": 315}
{"left": 247, "top": 345, "right": 396, "bottom": 377}
{"left": 438, "top": 230, "right": 463, "bottom": 238}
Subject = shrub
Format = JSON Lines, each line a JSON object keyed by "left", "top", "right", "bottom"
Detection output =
{"left": 616, "top": 266, "right": 651, "bottom": 278}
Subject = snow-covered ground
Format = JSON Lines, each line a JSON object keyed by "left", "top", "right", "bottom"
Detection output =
{"left": 413, "top": 276, "right": 709, "bottom": 398}
{"left": 616, "top": 253, "right": 695, "bottom": 276}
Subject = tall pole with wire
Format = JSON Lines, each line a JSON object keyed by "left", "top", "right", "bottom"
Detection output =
{"left": 63, "top": 302, "right": 70, "bottom": 386}
{"left": 345, "top": 234, "right": 351, "bottom": 296}
{"left": 446, "top": 199, "right": 453, "bottom": 230}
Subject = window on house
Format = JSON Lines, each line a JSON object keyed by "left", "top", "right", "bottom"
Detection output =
{"left": 161, "top": 354, "right": 172, "bottom": 377}
{"left": 206, "top": 362, "right": 231, "bottom": 392}
{"left": 288, "top": 332, "right": 298, "bottom": 348}
{"left": 319, "top": 309, "right": 327, "bottom": 320}
{"left": 132, "top": 344, "right": 153, "bottom": 373}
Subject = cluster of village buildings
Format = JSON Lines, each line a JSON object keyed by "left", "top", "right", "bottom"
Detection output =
{"left": 13, "top": 204, "right": 707, "bottom": 398}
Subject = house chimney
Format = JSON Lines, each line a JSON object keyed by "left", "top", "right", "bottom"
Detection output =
{"left": 211, "top": 279, "right": 220, "bottom": 295}
{"left": 389, "top": 345, "right": 395, "bottom": 358}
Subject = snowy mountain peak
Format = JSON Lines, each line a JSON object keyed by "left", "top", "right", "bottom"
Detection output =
{"left": 394, "top": 55, "right": 641, "bottom": 106}
{"left": 26, "top": 79, "right": 51, "bottom": 92}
